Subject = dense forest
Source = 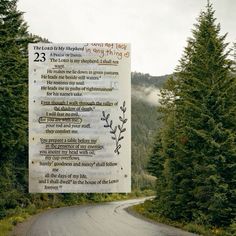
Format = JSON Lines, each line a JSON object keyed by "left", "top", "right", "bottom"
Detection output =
{"left": 0, "top": 0, "right": 166, "bottom": 222}
{"left": 1, "top": 0, "right": 236, "bottom": 235}
{"left": 131, "top": 72, "right": 169, "bottom": 190}
{"left": 147, "top": 2, "right": 236, "bottom": 234}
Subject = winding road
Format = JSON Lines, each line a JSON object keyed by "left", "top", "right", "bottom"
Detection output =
{"left": 13, "top": 198, "right": 197, "bottom": 236}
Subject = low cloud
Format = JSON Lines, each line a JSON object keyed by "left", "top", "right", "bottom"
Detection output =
{"left": 132, "top": 86, "right": 161, "bottom": 106}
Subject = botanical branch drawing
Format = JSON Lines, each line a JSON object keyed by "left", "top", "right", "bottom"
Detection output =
{"left": 101, "top": 101, "right": 128, "bottom": 155}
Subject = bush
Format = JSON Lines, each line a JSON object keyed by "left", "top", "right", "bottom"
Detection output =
{"left": 11, "top": 216, "right": 25, "bottom": 226}
{"left": 184, "top": 223, "right": 209, "bottom": 235}
{"left": 227, "top": 222, "right": 236, "bottom": 236}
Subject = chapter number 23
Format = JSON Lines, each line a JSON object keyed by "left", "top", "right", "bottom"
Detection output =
{"left": 34, "top": 52, "right": 46, "bottom": 62}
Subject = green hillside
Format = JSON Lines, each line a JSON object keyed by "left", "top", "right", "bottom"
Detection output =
{"left": 131, "top": 73, "right": 169, "bottom": 190}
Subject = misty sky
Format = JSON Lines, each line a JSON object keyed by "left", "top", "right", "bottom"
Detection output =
{"left": 18, "top": 0, "right": 236, "bottom": 76}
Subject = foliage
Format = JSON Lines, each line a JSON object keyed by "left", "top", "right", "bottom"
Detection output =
{"left": 132, "top": 200, "right": 234, "bottom": 236}
{"left": 130, "top": 72, "right": 169, "bottom": 189}
{"left": 0, "top": 0, "right": 28, "bottom": 161}
{"left": 148, "top": 2, "right": 236, "bottom": 228}
{"left": 0, "top": 0, "right": 163, "bottom": 227}
{"left": 0, "top": 0, "right": 51, "bottom": 219}
{"left": 131, "top": 96, "right": 161, "bottom": 171}
{"left": 0, "top": 0, "right": 30, "bottom": 218}
{"left": 0, "top": 191, "right": 154, "bottom": 236}
{"left": 132, "top": 72, "right": 169, "bottom": 88}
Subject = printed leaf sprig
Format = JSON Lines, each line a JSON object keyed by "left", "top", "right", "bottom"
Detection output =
{"left": 101, "top": 101, "right": 127, "bottom": 155}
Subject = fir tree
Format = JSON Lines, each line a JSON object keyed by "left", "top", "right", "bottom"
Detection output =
{"left": 0, "top": 0, "right": 32, "bottom": 217}
{"left": 0, "top": 0, "right": 29, "bottom": 162}
{"left": 147, "top": 136, "right": 163, "bottom": 178}
{"left": 149, "top": 2, "right": 236, "bottom": 227}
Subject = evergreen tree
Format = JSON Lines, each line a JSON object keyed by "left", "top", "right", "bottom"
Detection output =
{"left": 149, "top": 2, "right": 236, "bottom": 227}
{"left": 147, "top": 136, "right": 163, "bottom": 178}
{"left": 0, "top": 0, "right": 29, "bottom": 162}
{"left": 0, "top": 0, "right": 32, "bottom": 216}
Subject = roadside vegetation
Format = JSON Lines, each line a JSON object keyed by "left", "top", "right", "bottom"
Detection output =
{"left": 144, "top": 2, "right": 236, "bottom": 236}
{"left": 1, "top": 0, "right": 235, "bottom": 236}
{"left": 0, "top": 190, "right": 154, "bottom": 236}
{"left": 0, "top": 0, "right": 157, "bottom": 235}
{"left": 132, "top": 200, "right": 236, "bottom": 236}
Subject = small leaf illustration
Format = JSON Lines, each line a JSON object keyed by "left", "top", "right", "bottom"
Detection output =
{"left": 101, "top": 101, "right": 127, "bottom": 155}
{"left": 114, "top": 144, "right": 121, "bottom": 155}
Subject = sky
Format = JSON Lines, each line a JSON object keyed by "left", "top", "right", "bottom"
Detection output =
{"left": 18, "top": 0, "right": 236, "bottom": 76}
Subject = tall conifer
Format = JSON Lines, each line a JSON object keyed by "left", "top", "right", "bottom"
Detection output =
{"left": 149, "top": 2, "right": 236, "bottom": 226}
{"left": 0, "top": 0, "right": 29, "bottom": 162}
{"left": 0, "top": 0, "right": 30, "bottom": 216}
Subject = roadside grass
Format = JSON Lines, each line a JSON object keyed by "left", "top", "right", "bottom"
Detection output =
{"left": 131, "top": 199, "right": 236, "bottom": 236}
{"left": 0, "top": 218, "right": 12, "bottom": 236}
{"left": 0, "top": 190, "right": 155, "bottom": 236}
{"left": 0, "top": 203, "right": 48, "bottom": 236}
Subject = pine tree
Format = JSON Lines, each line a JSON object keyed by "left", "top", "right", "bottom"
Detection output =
{"left": 0, "top": 0, "right": 32, "bottom": 216}
{"left": 147, "top": 136, "right": 163, "bottom": 178}
{"left": 150, "top": 2, "right": 236, "bottom": 227}
{"left": 0, "top": 0, "right": 29, "bottom": 162}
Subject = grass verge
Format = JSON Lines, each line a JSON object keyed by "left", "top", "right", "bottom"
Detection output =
{"left": 0, "top": 190, "right": 155, "bottom": 236}
{"left": 0, "top": 204, "right": 40, "bottom": 236}
{"left": 131, "top": 199, "right": 236, "bottom": 236}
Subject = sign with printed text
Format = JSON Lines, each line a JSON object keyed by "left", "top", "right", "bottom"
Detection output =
{"left": 29, "top": 43, "right": 131, "bottom": 193}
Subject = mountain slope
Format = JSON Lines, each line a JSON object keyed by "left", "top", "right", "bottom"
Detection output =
{"left": 131, "top": 73, "right": 169, "bottom": 190}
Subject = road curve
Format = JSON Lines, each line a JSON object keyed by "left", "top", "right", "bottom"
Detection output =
{"left": 14, "top": 198, "right": 197, "bottom": 236}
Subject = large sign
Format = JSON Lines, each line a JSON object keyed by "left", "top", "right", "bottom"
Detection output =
{"left": 29, "top": 43, "right": 131, "bottom": 193}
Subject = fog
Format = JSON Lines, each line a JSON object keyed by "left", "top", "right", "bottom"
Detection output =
{"left": 132, "top": 86, "right": 161, "bottom": 106}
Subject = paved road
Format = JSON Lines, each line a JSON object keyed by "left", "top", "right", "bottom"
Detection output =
{"left": 15, "top": 198, "right": 197, "bottom": 236}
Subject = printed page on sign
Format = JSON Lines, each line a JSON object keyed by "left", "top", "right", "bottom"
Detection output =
{"left": 28, "top": 43, "right": 131, "bottom": 193}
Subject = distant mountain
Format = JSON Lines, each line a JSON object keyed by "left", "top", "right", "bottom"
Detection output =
{"left": 131, "top": 72, "right": 169, "bottom": 190}
{"left": 132, "top": 72, "right": 170, "bottom": 88}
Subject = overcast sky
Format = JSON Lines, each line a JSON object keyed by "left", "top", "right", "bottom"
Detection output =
{"left": 18, "top": 0, "right": 236, "bottom": 76}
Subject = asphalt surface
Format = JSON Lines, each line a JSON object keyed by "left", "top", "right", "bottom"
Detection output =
{"left": 14, "top": 198, "right": 198, "bottom": 236}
